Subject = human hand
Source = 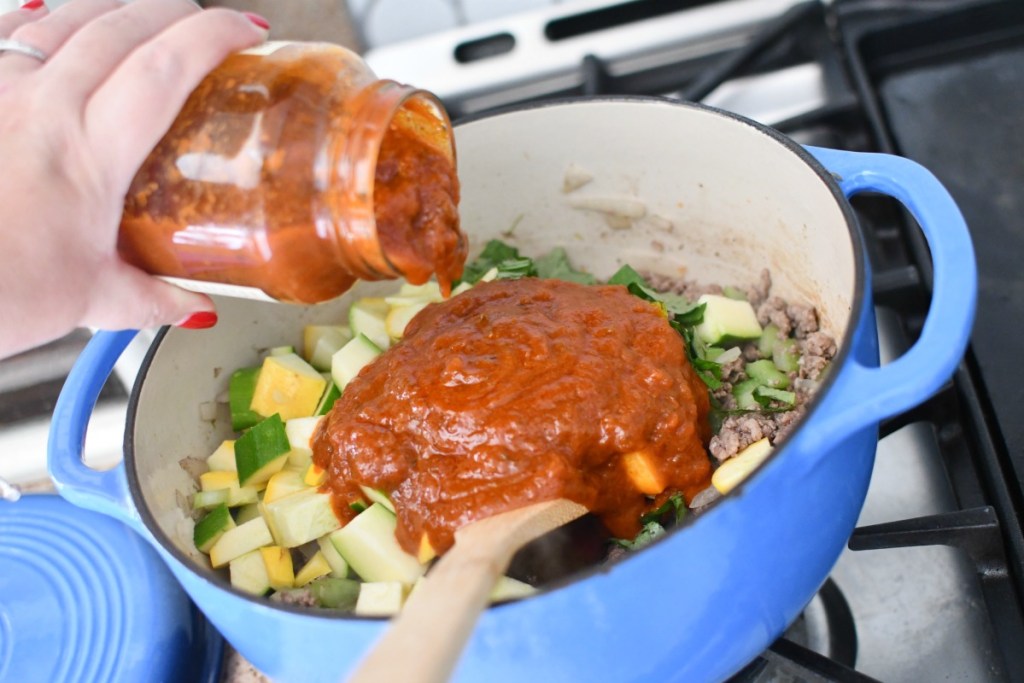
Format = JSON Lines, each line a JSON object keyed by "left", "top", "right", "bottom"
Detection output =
{"left": 0, "top": 0, "right": 268, "bottom": 359}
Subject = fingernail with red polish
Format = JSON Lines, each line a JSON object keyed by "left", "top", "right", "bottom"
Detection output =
{"left": 243, "top": 12, "right": 270, "bottom": 30}
{"left": 21, "top": 0, "right": 46, "bottom": 11}
{"left": 176, "top": 311, "right": 218, "bottom": 330}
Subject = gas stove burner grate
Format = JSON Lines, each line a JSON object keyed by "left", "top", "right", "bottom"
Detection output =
{"left": 728, "top": 578, "right": 880, "bottom": 683}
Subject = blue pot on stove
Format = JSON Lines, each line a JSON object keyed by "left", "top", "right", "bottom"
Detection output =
{"left": 48, "top": 99, "right": 976, "bottom": 682}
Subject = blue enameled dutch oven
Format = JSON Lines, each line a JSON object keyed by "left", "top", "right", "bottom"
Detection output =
{"left": 48, "top": 99, "right": 976, "bottom": 682}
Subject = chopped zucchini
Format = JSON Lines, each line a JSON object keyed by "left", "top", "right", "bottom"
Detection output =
{"left": 209, "top": 517, "right": 274, "bottom": 568}
{"left": 358, "top": 485, "right": 395, "bottom": 514}
{"left": 250, "top": 353, "right": 327, "bottom": 421}
{"left": 229, "top": 367, "right": 262, "bottom": 432}
{"left": 235, "top": 414, "right": 292, "bottom": 488}
{"left": 354, "top": 581, "right": 406, "bottom": 617}
{"left": 331, "top": 334, "right": 382, "bottom": 390}
{"left": 329, "top": 503, "right": 426, "bottom": 584}
{"left": 304, "top": 325, "right": 352, "bottom": 372}
{"left": 259, "top": 546, "right": 295, "bottom": 590}
{"left": 234, "top": 502, "right": 261, "bottom": 525}
{"left": 317, "top": 535, "right": 350, "bottom": 578}
{"left": 695, "top": 294, "right": 763, "bottom": 345}
{"left": 206, "top": 440, "right": 237, "bottom": 472}
{"left": 349, "top": 298, "right": 391, "bottom": 351}
{"left": 268, "top": 345, "right": 296, "bottom": 356}
{"left": 295, "top": 551, "right": 333, "bottom": 587}
{"left": 308, "top": 577, "right": 360, "bottom": 610}
{"left": 194, "top": 504, "right": 235, "bottom": 553}
{"left": 229, "top": 550, "right": 271, "bottom": 596}
{"left": 315, "top": 381, "right": 341, "bottom": 416}
{"left": 396, "top": 281, "right": 443, "bottom": 300}
{"left": 193, "top": 489, "right": 229, "bottom": 511}
{"left": 285, "top": 416, "right": 322, "bottom": 468}
{"left": 198, "top": 471, "right": 259, "bottom": 507}
{"left": 385, "top": 302, "right": 429, "bottom": 341}
{"left": 261, "top": 489, "right": 341, "bottom": 548}
{"left": 263, "top": 468, "right": 309, "bottom": 504}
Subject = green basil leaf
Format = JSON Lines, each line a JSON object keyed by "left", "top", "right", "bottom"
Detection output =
{"left": 534, "top": 247, "right": 597, "bottom": 284}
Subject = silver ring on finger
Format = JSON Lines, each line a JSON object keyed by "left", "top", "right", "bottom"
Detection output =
{"left": 0, "top": 38, "right": 47, "bottom": 62}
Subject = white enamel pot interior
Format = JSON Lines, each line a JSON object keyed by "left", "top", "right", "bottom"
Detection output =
{"left": 125, "top": 98, "right": 866, "bottom": 682}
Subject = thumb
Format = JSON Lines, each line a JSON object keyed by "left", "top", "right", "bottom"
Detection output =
{"left": 83, "top": 262, "right": 217, "bottom": 331}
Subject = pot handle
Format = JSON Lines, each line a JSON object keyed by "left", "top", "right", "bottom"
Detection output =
{"left": 803, "top": 146, "right": 977, "bottom": 447}
{"left": 48, "top": 329, "right": 142, "bottom": 531}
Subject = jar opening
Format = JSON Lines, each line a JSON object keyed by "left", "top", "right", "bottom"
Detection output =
{"left": 331, "top": 82, "right": 466, "bottom": 294}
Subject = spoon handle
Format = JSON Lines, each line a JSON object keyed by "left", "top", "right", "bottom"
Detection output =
{"left": 348, "top": 499, "right": 586, "bottom": 683}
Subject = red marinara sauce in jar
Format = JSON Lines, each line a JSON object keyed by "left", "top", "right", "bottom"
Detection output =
{"left": 119, "top": 42, "right": 466, "bottom": 303}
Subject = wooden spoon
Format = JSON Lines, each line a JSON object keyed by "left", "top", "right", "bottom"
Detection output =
{"left": 348, "top": 498, "right": 588, "bottom": 683}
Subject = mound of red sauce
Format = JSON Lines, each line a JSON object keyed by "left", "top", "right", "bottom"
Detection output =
{"left": 312, "top": 278, "right": 712, "bottom": 554}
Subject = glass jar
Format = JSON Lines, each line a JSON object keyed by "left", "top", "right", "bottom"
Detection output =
{"left": 119, "top": 42, "right": 466, "bottom": 304}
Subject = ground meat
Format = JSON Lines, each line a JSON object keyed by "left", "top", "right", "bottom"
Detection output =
{"left": 788, "top": 303, "right": 818, "bottom": 338}
{"left": 270, "top": 589, "right": 318, "bottom": 608}
{"left": 757, "top": 296, "right": 793, "bottom": 336}
{"left": 749, "top": 269, "right": 772, "bottom": 306}
{"left": 709, "top": 414, "right": 780, "bottom": 462}
{"left": 648, "top": 269, "right": 838, "bottom": 467}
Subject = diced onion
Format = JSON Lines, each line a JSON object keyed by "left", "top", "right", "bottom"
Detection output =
{"left": 689, "top": 486, "right": 721, "bottom": 509}
{"left": 562, "top": 163, "right": 594, "bottom": 193}
{"left": 199, "top": 401, "right": 218, "bottom": 421}
{"left": 713, "top": 347, "right": 742, "bottom": 365}
{"left": 567, "top": 195, "right": 647, "bottom": 219}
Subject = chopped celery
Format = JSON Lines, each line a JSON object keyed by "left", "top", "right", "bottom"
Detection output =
{"left": 754, "top": 386, "right": 796, "bottom": 407}
{"left": 732, "top": 378, "right": 762, "bottom": 410}
{"left": 745, "top": 359, "right": 790, "bottom": 389}
{"left": 722, "top": 285, "right": 747, "bottom": 301}
{"left": 309, "top": 577, "right": 361, "bottom": 609}
{"left": 772, "top": 338, "right": 800, "bottom": 373}
{"left": 758, "top": 324, "right": 781, "bottom": 359}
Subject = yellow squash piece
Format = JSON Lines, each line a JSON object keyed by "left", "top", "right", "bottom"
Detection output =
{"left": 622, "top": 450, "right": 666, "bottom": 495}
{"left": 250, "top": 353, "right": 327, "bottom": 421}
{"left": 263, "top": 469, "right": 309, "bottom": 504}
{"left": 304, "top": 463, "right": 327, "bottom": 487}
{"left": 210, "top": 517, "right": 274, "bottom": 568}
{"left": 206, "top": 440, "right": 236, "bottom": 472}
{"left": 229, "top": 550, "right": 270, "bottom": 596}
{"left": 259, "top": 546, "right": 295, "bottom": 590}
{"left": 712, "top": 438, "right": 774, "bottom": 494}
{"left": 417, "top": 533, "right": 437, "bottom": 565}
{"left": 294, "top": 551, "right": 332, "bottom": 587}
{"left": 198, "top": 471, "right": 260, "bottom": 506}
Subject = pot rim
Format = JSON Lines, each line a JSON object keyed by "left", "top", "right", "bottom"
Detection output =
{"left": 123, "top": 95, "right": 864, "bottom": 620}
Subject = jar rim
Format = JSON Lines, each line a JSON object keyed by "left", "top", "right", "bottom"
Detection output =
{"left": 329, "top": 81, "right": 457, "bottom": 282}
